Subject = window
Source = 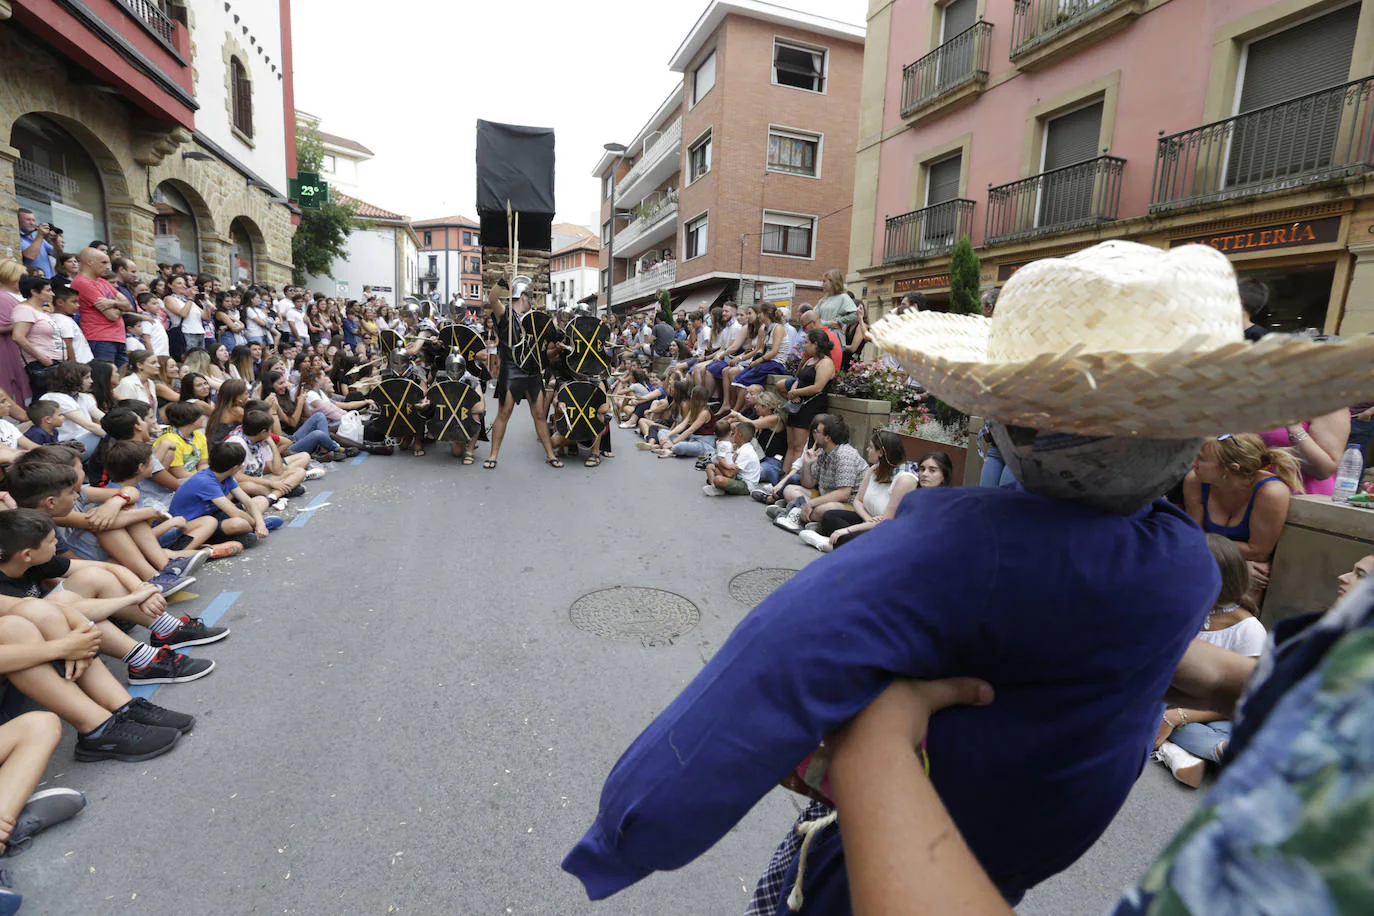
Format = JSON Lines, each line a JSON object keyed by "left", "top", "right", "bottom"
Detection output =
{"left": 323, "top": 154, "right": 337, "bottom": 173}
{"left": 937, "top": 0, "right": 978, "bottom": 89}
{"left": 423, "top": 231, "right": 432, "bottom": 247}
{"left": 463, "top": 231, "right": 477, "bottom": 246}
{"left": 231, "top": 58, "right": 253, "bottom": 139}
{"left": 767, "top": 128, "right": 820, "bottom": 177}
{"left": 467, "top": 282, "right": 480, "bottom": 299}
{"left": 773, "top": 40, "right": 826, "bottom": 92}
{"left": 428, "top": 255, "right": 438, "bottom": 274}
{"left": 602, "top": 219, "right": 613, "bottom": 245}
{"left": 1039, "top": 100, "right": 1103, "bottom": 225}
{"left": 685, "top": 213, "right": 709, "bottom": 260}
{"left": 603, "top": 174, "right": 613, "bottom": 200}
{"left": 761, "top": 212, "right": 815, "bottom": 258}
{"left": 689, "top": 132, "right": 712, "bottom": 183}
{"left": 925, "top": 154, "right": 962, "bottom": 206}
{"left": 693, "top": 50, "right": 716, "bottom": 106}
{"left": 601, "top": 268, "right": 610, "bottom": 294}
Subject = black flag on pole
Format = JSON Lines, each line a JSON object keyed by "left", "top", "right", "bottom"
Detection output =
{"left": 476, "top": 120, "right": 555, "bottom": 251}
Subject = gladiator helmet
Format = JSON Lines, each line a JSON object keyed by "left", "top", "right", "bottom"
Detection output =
{"left": 388, "top": 347, "right": 411, "bottom": 376}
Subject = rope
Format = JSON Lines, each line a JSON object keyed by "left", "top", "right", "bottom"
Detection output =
{"left": 786, "top": 809, "right": 838, "bottom": 912}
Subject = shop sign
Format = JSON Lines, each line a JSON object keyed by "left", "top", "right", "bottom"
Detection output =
{"left": 760, "top": 282, "right": 795, "bottom": 302}
{"left": 1170, "top": 216, "right": 1341, "bottom": 254}
{"left": 894, "top": 273, "right": 950, "bottom": 293}
{"left": 996, "top": 260, "right": 1032, "bottom": 282}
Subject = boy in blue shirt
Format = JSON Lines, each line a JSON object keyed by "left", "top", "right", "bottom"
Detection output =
{"left": 168, "top": 441, "right": 281, "bottom": 542}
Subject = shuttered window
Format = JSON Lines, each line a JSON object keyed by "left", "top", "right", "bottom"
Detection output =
{"left": 1043, "top": 101, "right": 1103, "bottom": 171}
{"left": 693, "top": 51, "right": 716, "bottom": 106}
{"left": 941, "top": 0, "right": 977, "bottom": 40}
{"left": 1239, "top": 4, "right": 1359, "bottom": 113}
{"left": 231, "top": 58, "right": 253, "bottom": 139}
{"left": 926, "top": 154, "right": 962, "bottom": 205}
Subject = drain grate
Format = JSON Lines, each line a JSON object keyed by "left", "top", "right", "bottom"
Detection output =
{"left": 570, "top": 587, "right": 701, "bottom": 647}
{"left": 728, "top": 568, "right": 800, "bottom": 608}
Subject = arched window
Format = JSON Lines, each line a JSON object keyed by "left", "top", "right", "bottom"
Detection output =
{"left": 10, "top": 114, "right": 108, "bottom": 246}
{"left": 229, "top": 218, "right": 255, "bottom": 284}
{"left": 152, "top": 182, "right": 200, "bottom": 273}
{"left": 231, "top": 58, "right": 253, "bottom": 138}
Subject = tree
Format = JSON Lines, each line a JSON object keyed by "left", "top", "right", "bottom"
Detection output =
{"left": 290, "top": 120, "right": 356, "bottom": 283}
{"left": 949, "top": 235, "right": 981, "bottom": 316}
{"left": 657, "top": 289, "right": 675, "bottom": 327}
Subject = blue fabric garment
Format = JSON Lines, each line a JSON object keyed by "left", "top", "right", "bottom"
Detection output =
{"left": 167, "top": 468, "right": 235, "bottom": 521}
{"left": 563, "top": 486, "right": 1220, "bottom": 906}
{"left": 19, "top": 231, "right": 53, "bottom": 278}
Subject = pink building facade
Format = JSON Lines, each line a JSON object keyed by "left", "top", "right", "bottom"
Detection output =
{"left": 850, "top": 0, "right": 1374, "bottom": 334}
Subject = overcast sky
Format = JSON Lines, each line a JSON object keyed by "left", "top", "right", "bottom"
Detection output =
{"left": 290, "top": 0, "right": 868, "bottom": 230}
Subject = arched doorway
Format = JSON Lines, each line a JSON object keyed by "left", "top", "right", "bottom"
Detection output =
{"left": 10, "top": 113, "right": 108, "bottom": 248}
{"left": 229, "top": 217, "right": 256, "bottom": 284}
{"left": 152, "top": 182, "right": 200, "bottom": 273}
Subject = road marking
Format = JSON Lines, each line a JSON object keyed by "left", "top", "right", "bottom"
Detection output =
{"left": 128, "top": 591, "right": 242, "bottom": 700}
{"left": 289, "top": 491, "right": 334, "bottom": 528}
{"left": 352, "top": 452, "right": 369, "bottom": 466}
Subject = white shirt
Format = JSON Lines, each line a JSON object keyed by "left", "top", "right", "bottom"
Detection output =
{"left": 244, "top": 306, "right": 271, "bottom": 341}
{"left": 731, "top": 441, "right": 762, "bottom": 488}
{"left": 182, "top": 298, "right": 203, "bottom": 335}
{"left": 140, "top": 313, "right": 170, "bottom": 357}
{"left": 40, "top": 392, "right": 98, "bottom": 442}
{"left": 114, "top": 374, "right": 157, "bottom": 407}
{"left": 861, "top": 467, "right": 918, "bottom": 518}
{"left": 0, "top": 419, "right": 23, "bottom": 449}
{"left": 51, "top": 313, "right": 92, "bottom": 363}
{"left": 1196, "top": 614, "right": 1266, "bottom": 657}
{"left": 285, "top": 306, "right": 308, "bottom": 339}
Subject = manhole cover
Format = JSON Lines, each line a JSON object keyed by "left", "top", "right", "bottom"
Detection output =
{"left": 570, "top": 587, "right": 700, "bottom": 647}
{"left": 728, "top": 568, "right": 800, "bottom": 607}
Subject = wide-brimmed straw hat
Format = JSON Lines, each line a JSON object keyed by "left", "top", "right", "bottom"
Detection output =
{"left": 871, "top": 240, "right": 1374, "bottom": 438}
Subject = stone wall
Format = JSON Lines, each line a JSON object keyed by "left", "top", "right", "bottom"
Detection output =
{"left": 0, "top": 27, "right": 293, "bottom": 288}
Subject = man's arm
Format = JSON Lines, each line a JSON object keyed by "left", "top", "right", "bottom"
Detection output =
{"left": 211, "top": 493, "right": 253, "bottom": 524}
{"left": 20, "top": 229, "right": 45, "bottom": 260}
{"left": 812, "top": 486, "right": 853, "bottom": 508}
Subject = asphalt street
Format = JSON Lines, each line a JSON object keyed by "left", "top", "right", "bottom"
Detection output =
{"left": 21, "top": 426, "right": 1199, "bottom": 915}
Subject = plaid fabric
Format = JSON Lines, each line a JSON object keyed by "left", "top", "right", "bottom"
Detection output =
{"left": 744, "top": 800, "right": 834, "bottom": 916}
{"left": 815, "top": 444, "right": 867, "bottom": 494}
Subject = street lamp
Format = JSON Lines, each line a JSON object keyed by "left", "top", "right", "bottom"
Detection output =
{"left": 603, "top": 142, "right": 628, "bottom": 316}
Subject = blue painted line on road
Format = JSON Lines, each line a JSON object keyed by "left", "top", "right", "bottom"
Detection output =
{"left": 128, "top": 591, "right": 243, "bottom": 700}
{"left": 289, "top": 490, "right": 333, "bottom": 528}
{"left": 351, "top": 451, "right": 368, "bottom": 466}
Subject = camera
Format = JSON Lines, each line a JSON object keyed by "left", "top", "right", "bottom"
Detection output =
{"left": 48, "top": 226, "right": 63, "bottom": 236}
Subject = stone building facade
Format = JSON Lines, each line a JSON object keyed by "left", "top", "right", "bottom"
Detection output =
{"left": 0, "top": 0, "right": 295, "bottom": 288}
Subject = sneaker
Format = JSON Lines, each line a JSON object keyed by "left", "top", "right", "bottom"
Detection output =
{"left": 150, "top": 616, "right": 229, "bottom": 650}
{"left": 74, "top": 717, "right": 179, "bottom": 762}
{"left": 284, "top": 484, "right": 307, "bottom": 498}
{"left": 264, "top": 517, "right": 285, "bottom": 532}
{"left": 343, "top": 447, "right": 361, "bottom": 458}
{"left": 749, "top": 488, "right": 772, "bottom": 503}
{"left": 799, "top": 530, "right": 833, "bottom": 553}
{"left": 765, "top": 504, "right": 788, "bottom": 520}
{"left": 149, "top": 573, "right": 194, "bottom": 597}
{"left": 774, "top": 507, "right": 805, "bottom": 533}
{"left": 0, "top": 868, "right": 19, "bottom": 915}
{"left": 1155, "top": 741, "right": 1205, "bottom": 788}
{"left": 702, "top": 485, "right": 726, "bottom": 497}
{"left": 161, "top": 549, "right": 210, "bottom": 579}
{"left": 2, "top": 788, "right": 86, "bottom": 855}
{"left": 617, "top": 420, "right": 636, "bottom": 429}
{"left": 118, "top": 697, "right": 195, "bottom": 734}
{"left": 304, "top": 466, "right": 327, "bottom": 481}
{"left": 634, "top": 441, "right": 655, "bottom": 451}
{"left": 127, "top": 648, "right": 214, "bottom": 685}
{"left": 694, "top": 458, "right": 711, "bottom": 470}
{"left": 803, "top": 522, "right": 822, "bottom": 533}
{"left": 208, "top": 541, "right": 244, "bottom": 560}
{"left": 272, "top": 498, "right": 289, "bottom": 512}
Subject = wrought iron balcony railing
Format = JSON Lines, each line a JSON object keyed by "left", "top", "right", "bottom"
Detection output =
{"left": 883, "top": 199, "right": 976, "bottom": 264}
{"left": 985, "top": 155, "right": 1125, "bottom": 244}
{"left": 1010, "top": 0, "right": 1124, "bottom": 57}
{"left": 119, "top": 0, "right": 177, "bottom": 42}
{"left": 1151, "top": 77, "right": 1374, "bottom": 212}
{"left": 900, "top": 22, "right": 993, "bottom": 117}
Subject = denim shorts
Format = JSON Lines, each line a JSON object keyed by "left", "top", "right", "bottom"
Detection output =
{"left": 60, "top": 527, "right": 109, "bottom": 562}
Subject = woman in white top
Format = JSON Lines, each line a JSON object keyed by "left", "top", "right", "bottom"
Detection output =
{"left": 1153, "top": 533, "right": 1268, "bottom": 788}
{"left": 162, "top": 274, "right": 196, "bottom": 358}
{"left": 39, "top": 360, "right": 106, "bottom": 453}
{"left": 112, "top": 349, "right": 161, "bottom": 409}
{"left": 800, "top": 432, "right": 932, "bottom": 553}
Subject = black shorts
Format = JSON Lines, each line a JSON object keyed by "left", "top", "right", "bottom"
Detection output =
{"left": 497, "top": 366, "right": 543, "bottom": 405}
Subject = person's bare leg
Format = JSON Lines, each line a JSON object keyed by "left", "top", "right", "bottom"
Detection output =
{"left": 284, "top": 451, "right": 310, "bottom": 471}
{"left": 180, "top": 516, "right": 218, "bottom": 551}
{"left": 91, "top": 528, "right": 157, "bottom": 580}
{"left": 0, "top": 711, "right": 63, "bottom": 844}
{"left": 125, "top": 522, "right": 171, "bottom": 573}
{"left": 0, "top": 617, "right": 119, "bottom": 733}
{"left": 782, "top": 428, "right": 807, "bottom": 484}
{"left": 487, "top": 394, "right": 516, "bottom": 463}
{"left": 529, "top": 394, "right": 557, "bottom": 461}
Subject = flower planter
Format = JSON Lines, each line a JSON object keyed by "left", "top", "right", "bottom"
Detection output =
{"left": 829, "top": 396, "right": 892, "bottom": 453}
{"left": 891, "top": 432, "right": 969, "bottom": 486}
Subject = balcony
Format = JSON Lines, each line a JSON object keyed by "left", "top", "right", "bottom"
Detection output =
{"left": 1151, "top": 77, "right": 1374, "bottom": 213}
{"left": 884, "top": 199, "right": 977, "bottom": 264}
{"left": 611, "top": 259, "right": 678, "bottom": 304}
{"left": 615, "top": 118, "right": 683, "bottom": 207}
{"left": 119, "top": 0, "right": 177, "bottom": 43}
{"left": 1010, "top": 0, "right": 1145, "bottom": 70}
{"left": 612, "top": 190, "right": 679, "bottom": 259}
{"left": 900, "top": 22, "right": 993, "bottom": 121}
{"left": 985, "top": 155, "right": 1126, "bottom": 244}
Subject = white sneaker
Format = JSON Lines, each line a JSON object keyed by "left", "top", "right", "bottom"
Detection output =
{"left": 1155, "top": 741, "right": 1205, "bottom": 788}
{"left": 798, "top": 530, "right": 832, "bottom": 552}
{"left": 803, "top": 522, "right": 822, "bottom": 533}
{"left": 304, "top": 467, "right": 327, "bottom": 481}
{"left": 774, "top": 507, "right": 804, "bottom": 533}
{"left": 702, "top": 485, "right": 726, "bottom": 497}
{"left": 272, "top": 498, "right": 289, "bottom": 512}
{"left": 635, "top": 441, "right": 655, "bottom": 451}
{"left": 618, "top": 421, "right": 637, "bottom": 429}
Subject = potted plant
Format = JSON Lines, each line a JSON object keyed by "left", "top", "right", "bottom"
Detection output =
{"left": 885, "top": 402, "right": 971, "bottom": 484}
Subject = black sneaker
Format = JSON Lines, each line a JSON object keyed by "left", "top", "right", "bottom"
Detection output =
{"left": 118, "top": 697, "right": 195, "bottom": 734}
{"left": 161, "top": 549, "right": 210, "bottom": 580}
{"left": 150, "top": 616, "right": 229, "bottom": 650}
{"left": 2, "top": 788, "right": 86, "bottom": 856}
{"left": 284, "top": 484, "right": 307, "bottom": 498}
{"left": 127, "top": 648, "right": 214, "bottom": 685}
{"left": 73, "top": 717, "right": 179, "bottom": 762}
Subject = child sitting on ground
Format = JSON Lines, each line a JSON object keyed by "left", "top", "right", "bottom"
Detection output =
{"left": 154, "top": 402, "right": 209, "bottom": 481}
{"left": 102, "top": 440, "right": 230, "bottom": 556}
{"left": 703, "top": 420, "right": 761, "bottom": 497}
{"left": 224, "top": 411, "right": 307, "bottom": 502}
{"left": 167, "top": 441, "right": 281, "bottom": 544}
{"left": 23, "top": 401, "right": 62, "bottom": 447}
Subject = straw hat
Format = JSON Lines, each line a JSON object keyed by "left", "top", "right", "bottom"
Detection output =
{"left": 871, "top": 240, "right": 1374, "bottom": 438}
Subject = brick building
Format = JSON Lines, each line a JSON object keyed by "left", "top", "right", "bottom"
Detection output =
{"left": 0, "top": 0, "right": 297, "bottom": 287}
{"left": 592, "top": 0, "right": 864, "bottom": 317}
{"left": 412, "top": 215, "right": 482, "bottom": 307}
{"left": 852, "top": 0, "right": 1374, "bottom": 333}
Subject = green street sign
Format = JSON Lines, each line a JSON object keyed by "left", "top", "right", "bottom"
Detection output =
{"left": 290, "top": 174, "right": 328, "bottom": 210}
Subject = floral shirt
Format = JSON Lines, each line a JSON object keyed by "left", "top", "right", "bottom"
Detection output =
{"left": 1110, "top": 580, "right": 1374, "bottom": 915}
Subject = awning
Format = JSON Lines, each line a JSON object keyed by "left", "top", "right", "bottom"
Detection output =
{"left": 672, "top": 282, "right": 727, "bottom": 317}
